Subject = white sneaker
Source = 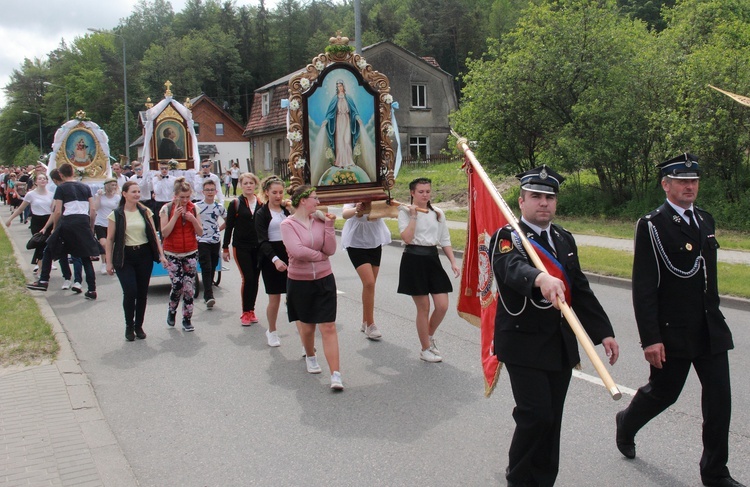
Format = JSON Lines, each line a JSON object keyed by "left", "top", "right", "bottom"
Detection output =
{"left": 364, "top": 323, "right": 382, "bottom": 340}
{"left": 100, "top": 263, "right": 108, "bottom": 275}
{"left": 302, "top": 346, "right": 316, "bottom": 358}
{"left": 33, "top": 265, "right": 39, "bottom": 274}
{"left": 71, "top": 282, "right": 82, "bottom": 293}
{"left": 51, "top": 264, "right": 57, "bottom": 270}
{"left": 330, "top": 371, "right": 344, "bottom": 391}
{"left": 429, "top": 337, "right": 441, "bottom": 355}
{"left": 61, "top": 280, "right": 71, "bottom": 290}
{"left": 420, "top": 348, "right": 442, "bottom": 363}
{"left": 266, "top": 330, "right": 281, "bottom": 347}
{"left": 306, "top": 355, "right": 322, "bottom": 374}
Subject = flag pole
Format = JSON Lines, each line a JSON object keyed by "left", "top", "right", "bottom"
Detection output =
{"left": 453, "top": 131, "right": 622, "bottom": 401}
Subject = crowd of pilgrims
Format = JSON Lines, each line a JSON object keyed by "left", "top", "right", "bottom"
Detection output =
{"left": 3, "top": 161, "right": 458, "bottom": 391}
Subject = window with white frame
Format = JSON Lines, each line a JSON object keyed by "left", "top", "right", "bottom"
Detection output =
{"left": 409, "top": 136, "right": 428, "bottom": 159}
{"left": 215, "top": 123, "right": 224, "bottom": 136}
{"left": 411, "top": 84, "right": 427, "bottom": 108}
{"left": 262, "top": 92, "right": 270, "bottom": 116}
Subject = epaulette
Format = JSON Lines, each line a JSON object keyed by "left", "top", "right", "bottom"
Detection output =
{"left": 642, "top": 207, "right": 661, "bottom": 220}
{"left": 694, "top": 205, "right": 712, "bottom": 217}
{"left": 551, "top": 222, "right": 572, "bottom": 237}
{"left": 495, "top": 223, "right": 514, "bottom": 239}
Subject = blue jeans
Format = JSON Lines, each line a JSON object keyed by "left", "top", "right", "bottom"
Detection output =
{"left": 59, "top": 255, "right": 83, "bottom": 283}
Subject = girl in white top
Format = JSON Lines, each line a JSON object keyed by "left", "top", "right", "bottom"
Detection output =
{"left": 230, "top": 162, "right": 240, "bottom": 196}
{"left": 5, "top": 172, "right": 54, "bottom": 266}
{"left": 341, "top": 202, "right": 392, "bottom": 340}
{"left": 93, "top": 178, "right": 122, "bottom": 274}
{"left": 397, "top": 177, "right": 460, "bottom": 363}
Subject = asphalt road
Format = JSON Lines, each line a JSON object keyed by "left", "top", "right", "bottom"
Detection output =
{"left": 14, "top": 222, "right": 750, "bottom": 487}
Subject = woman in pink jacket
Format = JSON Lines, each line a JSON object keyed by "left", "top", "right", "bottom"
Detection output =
{"left": 280, "top": 185, "right": 343, "bottom": 391}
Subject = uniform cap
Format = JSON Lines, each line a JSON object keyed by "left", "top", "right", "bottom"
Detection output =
{"left": 516, "top": 165, "right": 565, "bottom": 194}
{"left": 657, "top": 153, "right": 700, "bottom": 179}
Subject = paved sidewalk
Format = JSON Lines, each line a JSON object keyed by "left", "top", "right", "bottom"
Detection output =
{"left": 0, "top": 223, "right": 136, "bottom": 487}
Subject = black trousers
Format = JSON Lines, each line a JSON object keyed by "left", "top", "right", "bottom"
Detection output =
{"left": 505, "top": 363, "right": 572, "bottom": 487}
{"left": 152, "top": 201, "right": 168, "bottom": 231}
{"left": 198, "top": 242, "right": 220, "bottom": 300}
{"left": 233, "top": 246, "right": 259, "bottom": 312}
{"left": 618, "top": 352, "right": 731, "bottom": 482}
{"left": 115, "top": 246, "right": 153, "bottom": 328}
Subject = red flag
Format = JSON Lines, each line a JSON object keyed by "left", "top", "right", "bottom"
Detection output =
{"left": 457, "top": 158, "right": 508, "bottom": 397}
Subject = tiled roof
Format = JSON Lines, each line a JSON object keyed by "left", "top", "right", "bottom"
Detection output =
{"left": 243, "top": 84, "right": 289, "bottom": 137}
{"left": 198, "top": 144, "right": 218, "bottom": 156}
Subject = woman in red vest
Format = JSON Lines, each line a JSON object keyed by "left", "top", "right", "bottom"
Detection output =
{"left": 160, "top": 177, "right": 203, "bottom": 332}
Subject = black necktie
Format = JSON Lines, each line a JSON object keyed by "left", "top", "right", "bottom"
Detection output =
{"left": 684, "top": 209, "right": 696, "bottom": 231}
{"left": 540, "top": 230, "right": 556, "bottom": 257}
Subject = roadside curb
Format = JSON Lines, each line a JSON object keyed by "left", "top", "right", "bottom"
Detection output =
{"left": 2, "top": 223, "right": 138, "bottom": 487}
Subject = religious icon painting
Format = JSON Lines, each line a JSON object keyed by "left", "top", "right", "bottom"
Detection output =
{"left": 142, "top": 81, "right": 198, "bottom": 171}
{"left": 52, "top": 117, "right": 109, "bottom": 180}
{"left": 155, "top": 119, "right": 187, "bottom": 161}
{"left": 287, "top": 33, "right": 397, "bottom": 205}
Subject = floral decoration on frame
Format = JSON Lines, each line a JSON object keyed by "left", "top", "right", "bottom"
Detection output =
{"left": 286, "top": 32, "right": 396, "bottom": 204}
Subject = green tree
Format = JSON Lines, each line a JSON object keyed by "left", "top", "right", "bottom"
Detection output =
{"left": 453, "top": 0, "right": 664, "bottom": 205}
{"left": 654, "top": 0, "right": 750, "bottom": 206}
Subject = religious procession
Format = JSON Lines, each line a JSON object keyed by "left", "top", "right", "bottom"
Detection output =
{"left": 2, "top": 7, "right": 749, "bottom": 486}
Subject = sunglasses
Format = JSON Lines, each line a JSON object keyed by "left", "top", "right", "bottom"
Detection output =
{"left": 201, "top": 165, "right": 211, "bottom": 168}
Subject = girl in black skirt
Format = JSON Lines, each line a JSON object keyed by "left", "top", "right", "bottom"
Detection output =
{"left": 255, "top": 176, "right": 290, "bottom": 347}
{"left": 397, "top": 178, "right": 460, "bottom": 363}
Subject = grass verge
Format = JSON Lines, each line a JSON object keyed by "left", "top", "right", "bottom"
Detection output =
{"left": 0, "top": 227, "right": 58, "bottom": 366}
{"left": 337, "top": 218, "right": 750, "bottom": 299}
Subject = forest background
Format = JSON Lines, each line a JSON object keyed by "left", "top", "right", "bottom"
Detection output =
{"left": 1, "top": 0, "right": 750, "bottom": 228}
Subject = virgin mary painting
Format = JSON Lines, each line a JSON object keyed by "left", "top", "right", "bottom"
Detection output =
{"left": 308, "top": 71, "right": 376, "bottom": 186}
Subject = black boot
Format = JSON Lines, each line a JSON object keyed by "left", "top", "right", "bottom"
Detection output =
{"left": 125, "top": 325, "right": 135, "bottom": 342}
{"left": 134, "top": 325, "right": 147, "bottom": 340}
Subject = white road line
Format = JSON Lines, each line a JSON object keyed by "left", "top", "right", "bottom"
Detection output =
{"left": 573, "top": 370, "right": 638, "bottom": 397}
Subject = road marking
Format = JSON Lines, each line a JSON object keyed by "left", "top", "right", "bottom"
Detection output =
{"left": 573, "top": 370, "right": 637, "bottom": 397}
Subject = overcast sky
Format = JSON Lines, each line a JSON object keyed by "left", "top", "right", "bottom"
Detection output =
{"left": 0, "top": 0, "right": 276, "bottom": 111}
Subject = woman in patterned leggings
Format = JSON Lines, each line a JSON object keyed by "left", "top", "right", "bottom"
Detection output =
{"left": 160, "top": 177, "right": 203, "bottom": 332}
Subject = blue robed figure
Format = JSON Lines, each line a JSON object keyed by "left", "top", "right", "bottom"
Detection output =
{"left": 314, "top": 78, "right": 373, "bottom": 185}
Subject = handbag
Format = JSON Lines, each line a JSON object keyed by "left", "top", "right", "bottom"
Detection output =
{"left": 26, "top": 231, "right": 49, "bottom": 250}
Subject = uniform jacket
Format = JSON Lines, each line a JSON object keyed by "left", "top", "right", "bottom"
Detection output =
{"left": 491, "top": 221, "right": 614, "bottom": 371}
{"left": 632, "top": 202, "right": 733, "bottom": 358}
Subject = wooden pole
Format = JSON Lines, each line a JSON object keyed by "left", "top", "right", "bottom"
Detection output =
{"left": 453, "top": 131, "right": 621, "bottom": 400}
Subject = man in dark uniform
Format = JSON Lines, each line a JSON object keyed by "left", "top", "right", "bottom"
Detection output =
{"left": 615, "top": 154, "right": 742, "bottom": 487}
{"left": 492, "top": 165, "right": 619, "bottom": 487}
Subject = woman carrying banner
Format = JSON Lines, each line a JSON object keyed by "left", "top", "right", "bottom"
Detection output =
{"left": 341, "top": 201, "right": 391, "bottom": 340}
{"left": 280, "top": 185, "right": 342, "bottom": 390}
{"left": 397, "top": 177, "right": 460, "bottom": 362}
